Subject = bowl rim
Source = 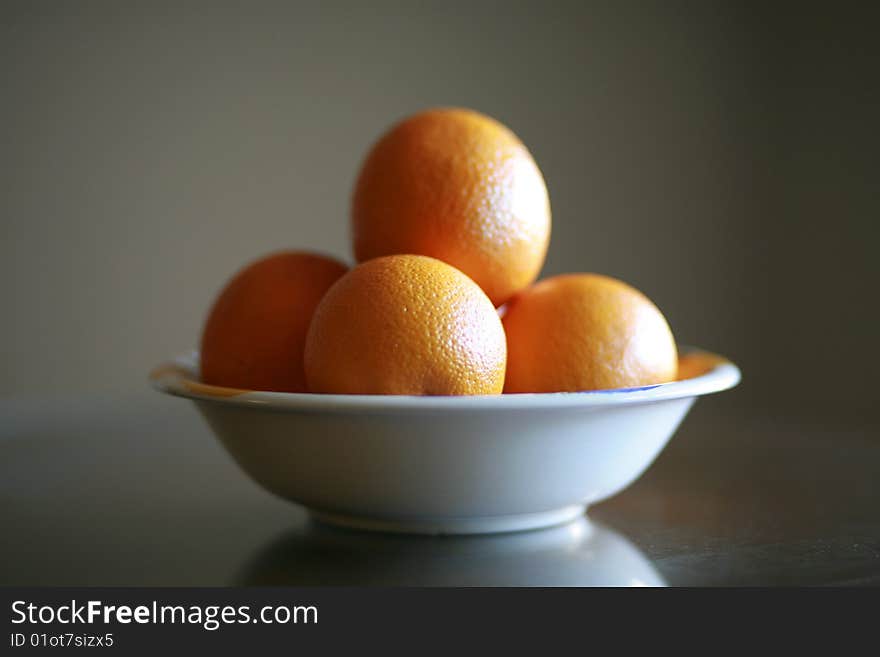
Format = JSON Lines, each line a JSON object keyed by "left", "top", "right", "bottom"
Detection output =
{"left": 148, "top": 346, "right": 740, "bottom": 413}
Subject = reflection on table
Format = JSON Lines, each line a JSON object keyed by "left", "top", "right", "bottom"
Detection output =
{"left": 238, "top": 517, "right": 664, "bottom": 587}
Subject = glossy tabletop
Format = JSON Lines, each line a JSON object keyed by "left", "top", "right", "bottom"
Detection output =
{"left": 1, "top": 392, "right": 878, "bottom": 586}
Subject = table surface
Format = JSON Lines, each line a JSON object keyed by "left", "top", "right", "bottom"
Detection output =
{"left": 1, "top": 392, "right": 878, "bottom": 587}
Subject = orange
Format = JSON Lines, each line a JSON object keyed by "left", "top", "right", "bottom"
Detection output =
{"left": 304, "top": 254, "right": 506, "bottom": 395}
{"left": 351, "top": 108, "right": 551, "bottom": 307}
{"left": 200, "top": 251, "right": 348, "bottom": 392}
{"left": 676, "top": 351, "right": 725, "bottom": 381}
{"left": 502, "top": 274, "right": 678, "bottom": 393}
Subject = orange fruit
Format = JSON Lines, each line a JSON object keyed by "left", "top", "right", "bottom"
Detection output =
{"left": 304, "top": 254, "right": 506, "bottom": 395}
{"left": 351, "top": 107, "right": 551, "bottom": 307}
{"left": 200, "top": 251, "right": 348, "bottom": 392}
{"left": 676, "top": 351, "right": 725, "bottom": 381}
{"left": 502, "top": 274, "right": 678, "bottom": 393}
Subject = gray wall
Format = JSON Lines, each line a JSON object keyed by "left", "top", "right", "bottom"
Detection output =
{"left": 2, "top": 2, "right": 877, "bottom": 423}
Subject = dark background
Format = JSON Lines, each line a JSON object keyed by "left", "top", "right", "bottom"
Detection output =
{"left": 2, "top": 0, "right": 878, "bottom": 425}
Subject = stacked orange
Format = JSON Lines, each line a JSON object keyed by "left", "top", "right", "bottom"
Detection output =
{"left": 200, "top": 107, "right": 678, "bottom": 395}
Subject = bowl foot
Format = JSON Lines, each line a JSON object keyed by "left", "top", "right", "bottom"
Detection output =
{"left": 308, "top": 504, "right": 587, "bottom": 536}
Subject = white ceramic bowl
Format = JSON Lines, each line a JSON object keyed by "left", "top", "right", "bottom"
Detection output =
{"left": 150, "top": 348, "right": 739, "bottom": 535}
